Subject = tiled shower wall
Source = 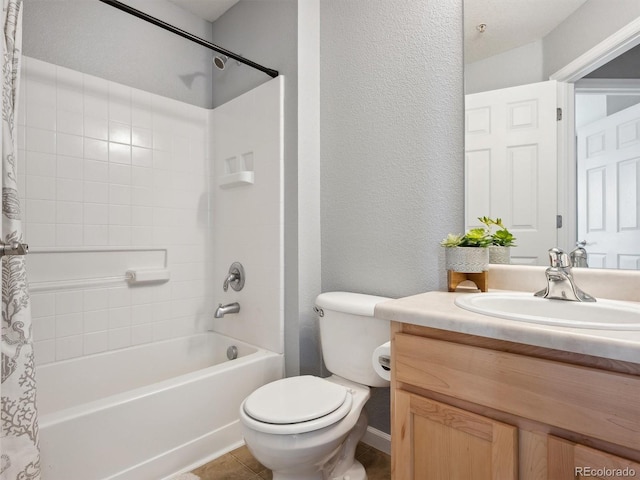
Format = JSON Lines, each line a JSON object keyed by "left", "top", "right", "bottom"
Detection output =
{"left": 18, "top": 57, "right": 214, "bottom": 364}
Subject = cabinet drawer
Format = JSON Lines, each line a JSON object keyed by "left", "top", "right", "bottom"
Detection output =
{"left": 394, "top": 333, "right": 640, "bottom": 448}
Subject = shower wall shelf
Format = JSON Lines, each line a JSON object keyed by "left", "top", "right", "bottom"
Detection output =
{"left": 218, "top": 171, "right": 255, "bottom": 189}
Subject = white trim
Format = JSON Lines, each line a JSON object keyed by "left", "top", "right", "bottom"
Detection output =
{"left": 575, "top": 78, "right": 640, "bottom": 95}
{"left": 361, "top": 426, "right": 391, "bottom": 456}
{"left": 551, "top": 17, "right": 640, "bottom": 82}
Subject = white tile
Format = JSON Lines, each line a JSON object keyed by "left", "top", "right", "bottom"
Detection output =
{"left": 33, "top": 316, "right": 56, "bottom": 341}
{"left": 108, "top": 287, "right": 130, "bottom": 308}
{"left": 132, "top": 146, "right": 152, "bottom": 167}
{"left": 83, "top": 225, "right": 109, "bottom": 245}
{"left": 84, "top": 116, "right": 108, "bottom": 140}
{"left": 84, "top": 309, "right": 109, "bottom": 332}
{"left": 34, "top": 340, "right": 56, "bottom": 365}
{"left": 26, "top": 199, "right": 56, "bottom": 224}
{"left": 57, "top": 133, "right": 83, "bottom": 158}
{"left": 84, "top": 138, "right": 108, "bottom": 161}
{"left": 26, "top": 105, "right": 56, "bottom": 131}
{"left": 109, "top": 205, "right": 131, "bottom": 225}
{"left": 131, "top": 323, "right": 153, "bottom": 345}
{"left": 84, "top": 93, "right": 109, "bottom": 119}
{"left": 26, "top": 175, "right": 56, "bottom": 200}
{"left": 57, "top": 155, "right": 83, "bottom": 179}
{"left": 108, "top": 327, "right": 131, "bottom": 350}
{"left": 83, "top": 331, "right": 108, "bottom": 355}
{"left": 25, "top": 151, "right": 56, "bottom": 177}
{"left": 55, "top": 224, "right": 83, "bottom": 246}
{"left": 57, "top": 110, "right": 83, "bottom": 136}
{"left": 132, "top": 206, "right": 153, "bottom": 226}
{"left": 57, "top": 178, "right": 83, "bottom": 202}
{"left": 132, "top": 127, "right": 152, "bottom": 148}
{"left": 83, "top": 181, "right": 109, "bottom": 204}
{"left": 84, "top": 74, "right": 109, "bottom": 101}
{"left": 109, "top": 184, "right": 131, "bottom": 205}
{"left": 109, "top": 121, "right": 131, "bottom": 144}
{"left": 131, "top": 226, "right": 153, "bottom": 245}
{"left": 109, "top": 163, "right": 131, "bottom": 185}
{"left": 55, "top": 290, "right": 84, "bottom": 314}
{"left": 27, "top": 78, "right": 56, "bottom": 110}
{"left": 131, "top": 303, "right": 154, "bottom": 325}
{"left": 56, "top": 312, "right": 83, "bottom": 337}
{"left": 130, "top": 285, "right": 157, "bottom": 305}
{"left": 30, "top": 293, "right": 56, "bottom": 318}
{"left": 56, "top": 201, "right": 83, "bottom": 224}
{"left": 25, "top": 127, "right": 56, "bottom": 154}
{"left": 152, "top": 149, "right": 170, "bottom": 170}
{"left": 57, "top": 86, "right": 84, "bottom": 115}
{"left": 56, "top": 335, "right": 83, "bottom": 360}
{"left": 83, "top": 289, "right": 109, "bottom": 312}
{"left": 108, "top": 225, "right": 131, "bottom": 245}
{"left": 152, "top": 131, "right": 172, "bottom": 152}
{"left": 109, "top": 142, "right": 131, "bottom": 164}
{"left": 84, "top": 203, "right": 108, "bottom": 224}
{"left": 25, "top": 223, "right": 56, "bottom": 247}
{"left": 85, "top": 159, "right": 109, "bottom": 182}
{"left": 108, "top": 307, "right": 131, "bottom": 329}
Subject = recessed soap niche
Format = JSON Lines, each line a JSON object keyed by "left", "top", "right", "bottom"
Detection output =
{"left": 218, "top": 151, "right": 255, "bottom": 189}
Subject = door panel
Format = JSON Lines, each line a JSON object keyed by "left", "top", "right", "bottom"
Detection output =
{"left": 465, "top": 81, "right": 558, "bottom": 265}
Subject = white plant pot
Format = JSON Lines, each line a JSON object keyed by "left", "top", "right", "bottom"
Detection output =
{"left": 489, "top": 246, "right": 511, "bottom": 264}
{"left": 444, "top": 247, "right": 489, "bottom": 273}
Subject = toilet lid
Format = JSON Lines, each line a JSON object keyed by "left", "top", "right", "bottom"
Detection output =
{"left": 243, "top": 376, "right": 348, "bottom": 425}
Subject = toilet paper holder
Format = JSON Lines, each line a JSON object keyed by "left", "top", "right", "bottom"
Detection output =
{"left": 378, "top": 355, "right": 391, "bottom": 371}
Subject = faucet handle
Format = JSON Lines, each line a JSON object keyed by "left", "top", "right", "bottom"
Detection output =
{"left": 548, "top": 247, "right": 571, "bottom": 268}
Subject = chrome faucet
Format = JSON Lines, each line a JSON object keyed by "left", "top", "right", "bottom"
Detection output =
{"left": 214, "top": 302, "right": 240, "bottom": 318}
{"left": 534, "top": 248, "right": 595, "bottom": 302}
{"left": 223, "top": 262, "right": 245, "bottom": 292}
{"left": 570, "top": 240, "right": 589, "bottom": 268}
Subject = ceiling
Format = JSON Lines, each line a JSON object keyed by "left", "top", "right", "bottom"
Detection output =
{"left": 464, "top": 0, "right": 588, "bottom": 64}
{"left": 166, "top": 0, "right": 240, "bottom": 22}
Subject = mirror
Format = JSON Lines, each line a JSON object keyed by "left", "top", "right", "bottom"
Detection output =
{"left": 464, "top": 0, "right": 640, "bottom": 270}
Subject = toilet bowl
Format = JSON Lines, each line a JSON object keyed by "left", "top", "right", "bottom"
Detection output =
{"left": 239, "top": 292, "right": 390, "bottom": 480}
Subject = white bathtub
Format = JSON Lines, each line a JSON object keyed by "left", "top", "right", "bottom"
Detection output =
{"left": 36, "top": 332, "right": 283, "bottom": 480}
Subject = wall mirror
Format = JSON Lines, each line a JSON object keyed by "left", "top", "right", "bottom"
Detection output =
{"left": 464, "top": 0, "right": 640, "bottom": 269}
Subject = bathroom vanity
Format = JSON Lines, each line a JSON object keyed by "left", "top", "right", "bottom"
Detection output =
{"left": 376, "top": 279, "right": 640, "bottom": 480}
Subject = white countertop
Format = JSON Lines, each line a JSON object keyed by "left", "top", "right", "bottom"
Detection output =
{"left": 375, "top": 290, "right": 640, "bottom": 365}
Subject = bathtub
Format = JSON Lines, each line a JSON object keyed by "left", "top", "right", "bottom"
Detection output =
{"left": 36, "top": 332, "right": 283, "bottom": 480}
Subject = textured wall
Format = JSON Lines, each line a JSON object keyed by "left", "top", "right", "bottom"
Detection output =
{"left": 320, "top": 0, "right": 464, "bottom": 433}
{"left": 320, "top": 0, "right": 464, "bottom": 299}
{"left": 22, "top": 0, "right": 214, "bottom": 108}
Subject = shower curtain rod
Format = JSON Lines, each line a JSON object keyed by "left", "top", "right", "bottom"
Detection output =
{"left": 98, "top": 0, "right": 279, "bottom": 78}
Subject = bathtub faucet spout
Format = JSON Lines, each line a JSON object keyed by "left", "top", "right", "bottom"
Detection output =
{"left": 214, "top": 302, "right": 240, "bottom": 318}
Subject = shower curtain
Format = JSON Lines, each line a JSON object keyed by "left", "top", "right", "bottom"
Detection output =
{"left": 0, "top": 0, "right": 40, "bottom": 479}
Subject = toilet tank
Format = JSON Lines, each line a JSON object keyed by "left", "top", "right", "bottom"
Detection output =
{"left": 315, "top": 292, "right": 391, "bottom": 388}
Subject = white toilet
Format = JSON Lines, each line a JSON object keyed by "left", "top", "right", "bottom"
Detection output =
{"left": 239, "top": 291, "right": 390, "bottom": 480}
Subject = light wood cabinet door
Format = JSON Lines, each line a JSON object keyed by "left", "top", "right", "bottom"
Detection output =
{"left": 393, "top": 390, "right": 518, "bottom": 480}
{"left": 548, "top": 436, "right": 640, "bottom": 479}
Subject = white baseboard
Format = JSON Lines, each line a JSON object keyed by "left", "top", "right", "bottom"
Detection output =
{"left": 361, "top": 426, "right": 391, "bottom": 455}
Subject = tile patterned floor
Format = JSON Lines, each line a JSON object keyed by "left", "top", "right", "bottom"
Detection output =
{"left": 191, "top": 442, "right": 391, "bottom": 480}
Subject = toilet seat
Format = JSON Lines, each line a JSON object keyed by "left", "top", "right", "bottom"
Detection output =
{"left": 241, "top": 376, "right": 353, "bottom": 435}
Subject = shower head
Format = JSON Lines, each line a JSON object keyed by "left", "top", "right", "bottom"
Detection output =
{"left": 213, "top": 55, "right": 228, "bottom": 70}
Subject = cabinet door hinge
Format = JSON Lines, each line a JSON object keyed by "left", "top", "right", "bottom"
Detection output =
{"left": 556, "top": 215, "right": 563, "bottom": 228}
{"left": 557, "top": 107, "right": 563, "bottom": 121}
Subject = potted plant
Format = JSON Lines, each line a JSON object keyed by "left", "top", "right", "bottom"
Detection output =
{"left": 440, "top": 228, "right": 491, "bottom": 273}
{"left": 478, "top": 216, "right": 517, "bottom": 264}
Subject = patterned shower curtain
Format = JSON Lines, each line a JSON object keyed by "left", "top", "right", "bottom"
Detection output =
{"left": 0, "top": 0, "right": 40, "bottom": 478}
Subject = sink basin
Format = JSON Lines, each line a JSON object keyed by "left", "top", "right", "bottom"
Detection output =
{"left": 454, "top": 292, "right": 640, "bottom": 330}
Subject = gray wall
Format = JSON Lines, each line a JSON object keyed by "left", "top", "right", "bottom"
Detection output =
{"left": 543, "top": 0, "right": 640, "bottom": 78}
{"left": 320, "top": 0, "right": 464, "bottom": 433}
{"left": 211, "top": 0, "right": 300, "bottom": 377}
{"left": 23, "top": 0, "right": 214, "bottom": 108}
